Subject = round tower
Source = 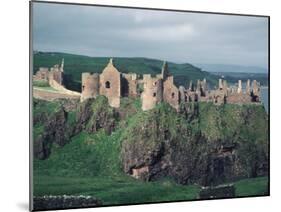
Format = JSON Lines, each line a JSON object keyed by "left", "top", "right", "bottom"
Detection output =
{"left": 81, "top": 73, "right": 100, "bottom": 102}
{"left": 141, "top": 76, "right": 163, "bottom": 111}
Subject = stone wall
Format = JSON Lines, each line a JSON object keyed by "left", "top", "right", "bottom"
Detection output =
{"left": 121, "top": 73, "right": 138, "bottom": 98}
{"left": 33, "top": 87, "right": 80, "bottom": 101}
{"left": 49, "top": 79, "right": 81, "bottom": 96}
{"left": 33, "top": 68, "right": 49, "bottom": 81}
{"left": 226, "top": 93, "right": 252, "bottom": 104}
{"left": 49, "top": 69, "right": 63, "bottom": 85}
{"left": 35, "top": 60, "right": 263, "bottom": 111}
{"left": 141, "top": 76, "right": 163, "bottom": 111}
{"left": 163, "top": 76, "right": 180, "bottom": 111}
{"left": 81, "top": 73, "right": 99, "bottom": 101}
{"left": 99, "top": 59, "right": 121, "bottom": 108}
{"left": 210, "top": 90, "right": 226, "bottom": 105}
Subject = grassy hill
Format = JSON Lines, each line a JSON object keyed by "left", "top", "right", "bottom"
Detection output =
{"left": 33, "top": 97, "right": 268, "bottom": 206}
{"left": 33, "top": 52, "right": 219, "bottom": 91}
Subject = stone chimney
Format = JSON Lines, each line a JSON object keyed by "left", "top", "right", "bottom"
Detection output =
{"left": 189, "top": 80, "right": 195, "bottom": 91}
{"left": 161, "top": 61, "right": 169, "bottom": 80}
{"left": 246, "top": 79, "right": 251, "bottom": 95}
{"left": 252, "top": 80, "right": 260, "bottom": 97}
{"left": 60, "top": 58, "right": 64, "bottom": 72}
{"left": 237, "top": 80, "right": 242, "bottom": 94}
{"left": 219, "top": 79, "right": 223, "bottom": 90}
{"left": 223, "top": 80, "right": 228, "bottom": 95}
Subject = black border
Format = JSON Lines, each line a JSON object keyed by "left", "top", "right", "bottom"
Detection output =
{"left": 29, "top": 0, "right": 270, "bottom": 211}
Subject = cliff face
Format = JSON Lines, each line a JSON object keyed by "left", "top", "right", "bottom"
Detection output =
{"left": 33, "top": 97, "right": 268, "bottom": 186}
{"left": 33, "top": 96, "right": 117, "bottom": 159}
{"left": 121, "top": 102, "right": 268, "bottom": 186}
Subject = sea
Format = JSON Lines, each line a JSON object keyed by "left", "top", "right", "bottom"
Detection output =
{"left": 260, "top": 87, "right": 269, "bottom": 113}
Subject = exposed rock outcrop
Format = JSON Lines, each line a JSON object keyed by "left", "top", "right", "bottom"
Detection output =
{"left": 75, "top": 97, "right": 118, "bottom": 134}
{"left": 33, "top": 96, "right": 118, "bottom": 159}
{"left": 121, "top": 103, "right": 268, "bottom": 186}
{"left": 34, "top": 105, "right": 70, "bottom": 159}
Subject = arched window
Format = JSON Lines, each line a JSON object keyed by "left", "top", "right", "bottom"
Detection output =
{"left": 153, "top": 92, "right": 156, "bottom": 97}
{"left": 82, "top": 85, "right": 85, "bottom": 91}
{"left": 105, "top": 81, "right": 110, "bottom": 88}
{"left": 171, "top": 92, "right": 175, "bottom": 98}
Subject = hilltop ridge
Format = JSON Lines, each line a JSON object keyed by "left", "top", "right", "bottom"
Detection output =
{"left": 33, "top": 52, "right": 219, "bottom": 91}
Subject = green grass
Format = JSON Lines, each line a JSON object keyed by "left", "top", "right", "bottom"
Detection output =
{"left": 33, "top": 175, "right": 200, "bottom": 205}
{"left": 33, "top": 99, "right": 61, "bottom": 119}
{"left": 33, "top": 98, "right": 268, "bottom": 205}
{"left": 33, "top": 129, "right": 201, "bottom": 205}
{"left": 33, "top": 86, "right": 58, "bottom": 92}
{"left": 33, "top": 127, "right": 268, "bottom": 205}
{"left": 33, "top": 174, "right": 268, "bottom": 205}
{"left": 234, "top": 177, "right": 269, "bottom": 197}
{"left": 33, "top": 80, "right": 49, "bottom": 87}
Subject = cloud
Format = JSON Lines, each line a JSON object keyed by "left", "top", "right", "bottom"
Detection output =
{"left": 123, "top": 23, "right": 195, "bottom": 41}
{"left": 32, "top": 2, "right": 268, "bottom": 68}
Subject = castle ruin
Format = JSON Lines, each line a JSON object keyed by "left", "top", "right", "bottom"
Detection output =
{"left": 33, "top": 59, "right": 64, "bottom": 86}
{"left": 34, "top": 58, "right": 262, "bottom": 111}
{"left": 33, "top": 58, "right": 80, "bottom": 97}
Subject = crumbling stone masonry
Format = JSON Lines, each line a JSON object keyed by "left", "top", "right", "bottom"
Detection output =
{"left": 99, "top": 59, "right": 121, "bottom": 108}
{"left": 34, "top": 58, "right": 262, "bottom": 111}
{"left": 33, "top": 59, "right": 80, "bottom": 98}
{"left": 141, "top": 75, "right": 163, "bottom": 111}
{"left": 79, "top": 59, "right": 261, "bottom": 110}
{"left": 163, "top": 76, "right": 180, "bottom": 111}
{"left": 81, "top": 73, "right": 99, "bottom": 102}
{"left": 122, "top": 73, "right": 138, "bottom": 98}
{"left": 33, "top": 59, "right": 64, "bottom": 86}
{"left": 80, "top": 59, "right": 141, "bottom": 108}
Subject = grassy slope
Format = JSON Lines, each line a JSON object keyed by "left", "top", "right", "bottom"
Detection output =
{"left": 34, "top": 131, "right": 268, "bottom": 205}
{"left": 33, "top": 98, "right": 268, "bottom": 205}
{"left": 33, "top": 52, "right": 218, "bottom": 91}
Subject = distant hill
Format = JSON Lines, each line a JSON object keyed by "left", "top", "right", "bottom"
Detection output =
{"left": 33, "top": 52, "right": 219, "bottom": 92}
{"left": 195, "top": 63, "right": 268, "bottom": 74}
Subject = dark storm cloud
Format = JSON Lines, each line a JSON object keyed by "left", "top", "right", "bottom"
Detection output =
{"left": 32, "top": 2, "right": 268, "bottom": 68}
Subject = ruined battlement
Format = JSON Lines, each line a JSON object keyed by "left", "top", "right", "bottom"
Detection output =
{"left": 79, "top": 59, "right": 262, "bottom": 110}
{"left": 34, "top": 58, "right": 262, "bottom": 111}
{"left": 33, "top": 59, "right": 64, "bottom": 86}
{"left": 81, "top": 72, "right": 100, "bottom": 102}
{"left": 141, "top": 76, "right": 163, "bottom": 111}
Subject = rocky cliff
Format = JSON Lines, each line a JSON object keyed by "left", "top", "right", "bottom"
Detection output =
{"left": 121, "top": 102, "right": 268, "bottom": 186}
{"left": 33, "top": 97, "right": 268, "bottom": 186}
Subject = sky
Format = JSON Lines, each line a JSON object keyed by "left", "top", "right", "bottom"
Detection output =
{"left": 32, "top": 2, "right": 269, "bottom": 68}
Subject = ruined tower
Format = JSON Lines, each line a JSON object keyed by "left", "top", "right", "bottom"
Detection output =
{"left": 49, "top": 59, "right": 64, "bottom": 85}
{"left": 251, "top": 80, "right": 261, "bottom": 102}
{"left": 196, "top": 78, "right": 207, "bottom": 97}
{"left": 163, "top": 76, "right": 180, "bottom": 111}
{"left": 189, "top": 80, "right": 195, "bottom": 91}
{"left": 81, "top": 73, "right": 100, "bottom": 102}
{"left": 99, "top": 58, "right": 121, "bottom": 108}
{"left": 179, "top": 86, "right": 187, "bottom": 103}
{"left": 141, "top": 75, "right": 163, "bottom": 111}
{"left": 219, "top": 78, "right": 223, "bottom": 90}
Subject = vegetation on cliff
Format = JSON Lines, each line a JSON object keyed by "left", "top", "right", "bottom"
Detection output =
{"left": 33, "top": 96, "right": 269, "bottom": 205}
